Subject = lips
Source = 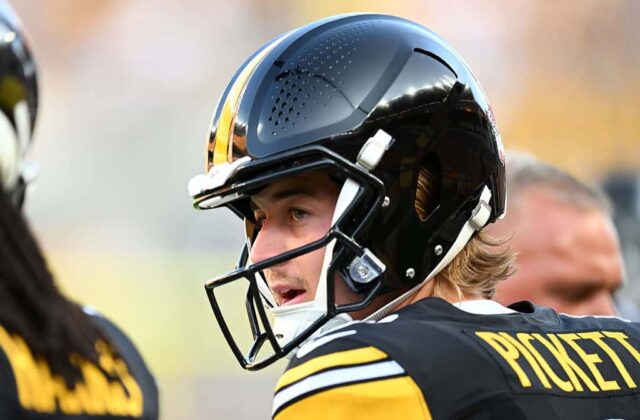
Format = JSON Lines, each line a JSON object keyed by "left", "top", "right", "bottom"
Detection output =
{"left": 270, "top": 283, "right": 308, "bottom": 306}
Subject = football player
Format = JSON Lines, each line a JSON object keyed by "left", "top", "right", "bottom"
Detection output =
{"left": 0, "top": 2, "right": 158, "bottom": 418}
{"left": 490, "top": 152, "right": 625, "bottom": 316}
{"left": 189, "top": 14, "right": 640, "bottom": 418}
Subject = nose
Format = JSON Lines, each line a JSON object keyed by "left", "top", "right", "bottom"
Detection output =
{"left": 249, "top": 221, "right": 286, "bottom": 264}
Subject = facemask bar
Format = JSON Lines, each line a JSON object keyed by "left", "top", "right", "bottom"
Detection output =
{"left": 205, "top": 224, "right": 381, "bottom": 369}
{"left": 199, "top": 146, "right": 388, "bottom": 370}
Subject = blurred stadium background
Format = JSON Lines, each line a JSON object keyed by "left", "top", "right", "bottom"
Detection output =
{"left": 9, "top": 0, "right": 640, "bottom": 418}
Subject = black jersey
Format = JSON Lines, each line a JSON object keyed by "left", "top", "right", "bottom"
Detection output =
{"left": 0, "top": 310, "right": 158, "bottom": 419}
{"left": 273, "top": 298, "right": 640, "bottom": 420}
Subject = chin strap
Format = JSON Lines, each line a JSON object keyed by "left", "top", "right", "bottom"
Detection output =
{"left": 365, "top": 185, "right": 493, "bottom": 322}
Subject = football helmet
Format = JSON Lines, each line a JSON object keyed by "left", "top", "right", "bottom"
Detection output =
{"left": 189, "top": 13, "right": 505, "bottom": 370}
{"left": 0, "top": 0, "right": 37, "bottom": 208}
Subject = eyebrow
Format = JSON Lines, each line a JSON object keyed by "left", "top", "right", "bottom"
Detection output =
{"left": 250, "top": 185, "right": 316, "bottom": 210}
{"left": 270, "top": 186, "right": 315, "bottom": 201}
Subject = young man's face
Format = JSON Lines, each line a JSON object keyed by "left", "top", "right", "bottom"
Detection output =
{"left": 249, "top": 171, "right": 361, "bottom": 307}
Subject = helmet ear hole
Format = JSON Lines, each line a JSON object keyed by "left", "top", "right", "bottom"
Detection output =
{"left": 414, "top": 156, "right": 441, "bottom": 221}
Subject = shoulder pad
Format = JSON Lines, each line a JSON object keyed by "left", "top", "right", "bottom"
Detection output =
{"left": 273, "top": 332, "right": 431, "bottom": 419}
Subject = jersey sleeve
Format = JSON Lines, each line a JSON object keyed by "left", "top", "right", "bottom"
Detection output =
{"left": 0, "top": 331, "right": 20, "bottom": 419}
{"left": 272, "top": 332, "right": 432, "bottom": 420}
{"left": 85, "top": 307, "right": 160, "bottom": 420}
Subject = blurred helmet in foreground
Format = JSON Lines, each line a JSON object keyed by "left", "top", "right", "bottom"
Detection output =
{"left": 0, "top": 0, "right": 37, "bottom": 208}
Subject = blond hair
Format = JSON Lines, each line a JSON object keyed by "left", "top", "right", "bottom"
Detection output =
{"left": 415, "top": 166, "right": 515, "bottom": 299}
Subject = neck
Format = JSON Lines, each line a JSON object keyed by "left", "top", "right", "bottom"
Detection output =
{"left": 395, "top": 276, "right": 486, "bottom": 312}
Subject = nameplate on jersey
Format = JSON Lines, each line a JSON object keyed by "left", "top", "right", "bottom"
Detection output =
{"left": 470, "top": 329, "right": 640, "bottom": 395}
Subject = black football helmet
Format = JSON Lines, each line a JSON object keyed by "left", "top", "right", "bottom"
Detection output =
{"left": 0, "top": 0, "right": 37, "bottom": 208}
{"left": 189, "top": 13, "right": 506, "bottom": 370}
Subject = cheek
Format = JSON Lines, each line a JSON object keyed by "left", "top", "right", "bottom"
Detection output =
{"left": 284, "top": 219, "right": 332, "bottom": 250}
{"left": 286, "top": 219, "right": 334, "bottom": 282}
{"left": 305, "top": 218, "right": 333, "bottom": 243}
{"left": 292, "top": 247, "right": 328, "bottom": 292}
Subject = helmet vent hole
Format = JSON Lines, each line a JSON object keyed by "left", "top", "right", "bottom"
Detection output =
{"left": 263, "top": 20, "right": 379, "bottom": 135}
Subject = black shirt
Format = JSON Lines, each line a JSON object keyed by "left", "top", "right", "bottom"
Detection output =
{"left": 0, "top": 311, "right": 158, "bottom": 419}
{"left": 273, "top": 298, "right": 640, "bottom": 419}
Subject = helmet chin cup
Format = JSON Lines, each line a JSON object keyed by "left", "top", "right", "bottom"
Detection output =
{"left": 270, "top": 302, "right": 324, "bottom": 348}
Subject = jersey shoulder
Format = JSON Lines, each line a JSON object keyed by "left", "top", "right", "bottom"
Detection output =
{"left": 272, "top": 320, "right": 433, "bottom": 420}
{"left": 0, "top": 309, "right": 159, "bottom": 419}
{"left": 84, "top": 307, "right": 160, "bottom": 418}
{"left": 0, "top": 323, "right": 21, "bottom": 412}
{"left": 84, "top": 307, "right": 155, "bottom": 382}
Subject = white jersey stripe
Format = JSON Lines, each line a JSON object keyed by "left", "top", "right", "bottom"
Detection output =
{"left": 272, "top": 360, "right": 405, "bottom": 415}
{"left": 295, "top": 330, "right": 357, "bottom": 359}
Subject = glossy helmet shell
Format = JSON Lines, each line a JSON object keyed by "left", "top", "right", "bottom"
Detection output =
{"left": 205, "top": 13, "right": 505, "bottom": 292}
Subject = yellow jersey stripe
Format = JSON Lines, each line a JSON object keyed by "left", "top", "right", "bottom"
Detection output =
{"left": 275, "top": 346, "right": 388, "bottom": 392}
{"left": 208, "top": 35, "right": 287, "bottom": 170}
{"left": 273, "top": 360, "right": 405, "bottom": 415}
{"left": 274, "top": 375, "right": 432, "bottom": 420}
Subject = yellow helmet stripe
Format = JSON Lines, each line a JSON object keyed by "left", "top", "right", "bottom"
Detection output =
{"left": 209, "top": 35, "right": 288, "bottom": 170}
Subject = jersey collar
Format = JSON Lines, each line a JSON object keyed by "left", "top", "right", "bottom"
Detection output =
{"left": 452, "top": 299, "right": 516, "bottom": 315}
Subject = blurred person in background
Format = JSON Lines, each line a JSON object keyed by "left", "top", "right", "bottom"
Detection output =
{"left": 0, "top": 2, "right": 158, "bottom": 418}
{"left": 601, "top": 172, "right": 640, "bottom": 320}
{"left": 490, "top": 152, "right": 627, "bottom": 317}
{"left": 189, "top": 14, "right": 640, "bottom": 419}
